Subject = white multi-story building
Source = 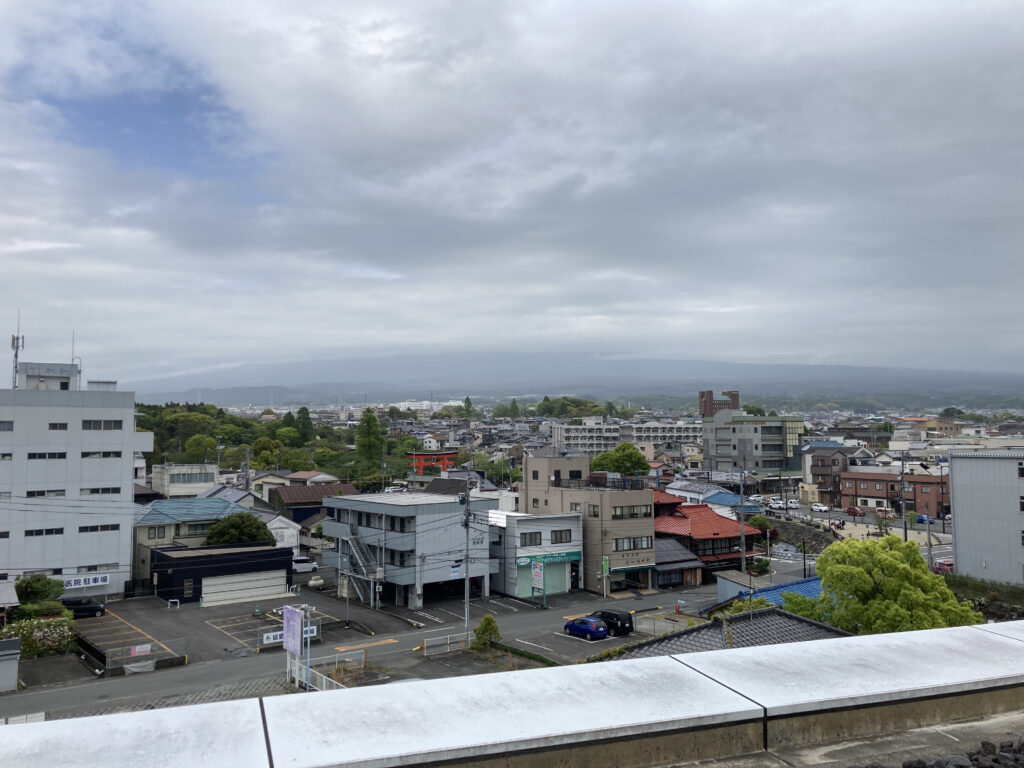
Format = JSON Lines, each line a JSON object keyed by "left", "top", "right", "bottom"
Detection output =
{"left": 151, "top": 463, "right": 219, "bottom": 498}
{"left": 0, "top": 362, "right": 153, "bottom": 595}
{"left": 550, "top": 417, "right": 703, "bottom": 455}
{"left": 950, "top": 450, "right": 1024, "bottom": 585}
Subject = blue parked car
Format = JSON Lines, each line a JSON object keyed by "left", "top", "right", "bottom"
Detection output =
{"left": 563, "top": 616, "right": 609, "bottom": 641}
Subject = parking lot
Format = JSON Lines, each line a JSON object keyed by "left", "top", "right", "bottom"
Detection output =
{"left": 75, "top": 608, "right": 183, "bottom": 666}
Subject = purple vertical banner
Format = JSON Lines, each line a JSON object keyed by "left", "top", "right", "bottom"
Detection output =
{"left": 283, "top": 606, "right": 302, "bottom": 655}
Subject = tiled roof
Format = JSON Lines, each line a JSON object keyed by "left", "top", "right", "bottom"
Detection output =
{"left": 273, "top": 483, "right": 347, "bottom": 505}
{"left": 652, "top": 490, "right": 682, "bottom": 506}
{"left": 654, "top": 505, "right": 760, "bottom": 539}
{"left": 654, "top": 537, "right": 701, "bottom": 567}
{"left": 196, "top": 485, "right": 253, "bottom": 504}
{"left": 613, "top": 607, "right": 850, "bottom": 660}
{"left": 135, "top": 498, "right": 255, "bottom": 526}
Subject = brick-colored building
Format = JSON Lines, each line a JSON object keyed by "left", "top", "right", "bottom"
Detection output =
{"left": 839, "top": 469, "right": 949, "bottom": 518}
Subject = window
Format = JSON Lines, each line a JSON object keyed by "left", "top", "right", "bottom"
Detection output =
{"left": 1021, "top": 530, "right": 1024, "bottom": 547}
{"left": 26, "top": 489, "right": 65, "bottom": 498}
{"left": 0, "top": 492, "right": 8, "bottom": 499}
{"left": 859, "top": 482, "right": 867, "bottom": 490}
{"left": 845, "top": 481, "right": 853, "bottom": 489}
{"left": 587, "top": 504, "right": 600, "bottom": 518}
{"left": 79, "top": 524, "right": 120, "bottom": 533}
{"left": 0, "top": 531, "right": 8, "bottom": 538}
{"left": 0, "top": 421, "right": 12, "bottom": 431}
{"left": 569, "top": 470, "right": 582, "bottom": 480}
{"left": 48, "top": 422, "right": 68, "bottom": 431}
{"left": 612, "top": 505, "right": 653, "bottom": 519}
{"left": 0, "top": 453, "right": 11, "bottom": 461}
{"left": 169, "top": 472, "right": 214, "bottom": 484}
{"left": 613, "top": 536, "right": 652, "bottom": 552}
{"left": 532, "top": 498, "right": 539, "bottom": 509}
{"left": 532, "top": 470, "right": 539, "bottom": 480}
{"left": 81, "top": 451, "right": 122, "bottom": 459}
{"left": 569, "top": 502, "right": 581, "bottom": 512}
{"left": 28, "top": 452, "right": 67, "bottom": 460}
{"left": 922, "top": 486, "right": 931, "bottom": 493}
{"left": 148, "top": 526, "right": 157, "bottom": 540}
{"left": 81, "top": 487, "right": 120, "bottom": 495}
{"left": 520, "top": 532, "right": 541, "bottom": 547}
{"left": 185, "top": 522, "right": 212, "bottom": 536}
{"left": 183, "top": 578, "right": 193, "bottom": 598}
{"left": 874, "top": 483, "right": 883, "bottom": 491}
{"left": 77, "top": 563, "right": 117, "bottom": 573}
{"left": 551, "top": 529, "right": 572, "bottom": 544}
{"left": 1020, "top": 495, "right": 1024, "bottom": 513}
{"left": 25, "top": 528, "right": 64, "bottom": 537}
{"left": 82, "top": 420, "right": 122, "bottom": 430}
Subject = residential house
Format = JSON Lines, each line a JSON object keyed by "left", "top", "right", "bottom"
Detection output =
{"left": 251, "top": 470, "right": 292, "bottom": 502}
{"left": 197, "top": 484, "right": 276, "bottom": 513}
{"left": 800, "top": 446, "right": 874, "bottom": 507}
{"left": 131, "top": 498, "right": 261, "bottom": 588}
{"left": 653, "top": 504, "right": 760, "bottom": 574}
{"left": 269, "top": 482, "right": 356, "bottom": 524}
{"left": 653, "top": 537, "right": 703, "bottom": 589}
{"left": 839, "top": 467, "right": 949, "bottom": 519}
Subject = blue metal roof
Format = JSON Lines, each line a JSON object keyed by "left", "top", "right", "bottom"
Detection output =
{"left": 135, "top": 498, "right": 256, "bottom": 526}
{"left": 749, "top": 576, "right": 822, "bottom": 605}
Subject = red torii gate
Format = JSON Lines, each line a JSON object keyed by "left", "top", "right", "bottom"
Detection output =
{"left": 407, "top": 449, "right": 459, "bottom": 475}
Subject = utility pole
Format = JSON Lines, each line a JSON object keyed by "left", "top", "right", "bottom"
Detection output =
{"left": 739, "top": 455, "right": 747, "bottom": 574}
{"left": 463, "top": 469, "right": 471, "bottom": 631}
{"left": 900, "top": 453, "right": 908, "bottom": 543}
{"left": 11, "top": 314, "right": 24, "bottom": 390}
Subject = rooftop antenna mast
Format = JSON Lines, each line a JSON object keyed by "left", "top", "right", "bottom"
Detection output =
{"left": 11, "top": 312, "right": 24, "bottom": 389}
{"left": 71, "top": 330, "right": 82, "bottom": 389}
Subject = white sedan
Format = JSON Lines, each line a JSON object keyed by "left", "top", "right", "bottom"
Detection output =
{"left": 786, "top": 499, "right": 800, "bottom": 509}
{"left": 811, "top": 503, "right": 829, "bottom": 513}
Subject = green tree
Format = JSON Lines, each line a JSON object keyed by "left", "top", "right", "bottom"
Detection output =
{"left": 940, "top": 407, "right": 965, "bottom": 418}
{"left": 879, "top": 422, "right": 895, "bottom": 433}
{"left": 281, "top": 411, "right": 296, "bottom": 429}
{"left": 15, "top": 573, "right": 65, "bottom": 603}
{"left": 591, "top": 443, "right": 650, "bottom": 475}
{"left": 295, "top": 407, "right": 315, "bottom": 443}
{"left": 472, "top": 614, "right": 502, "bottom": 650}
{"left": 281, "top": 448, "right": 313, "bottom": 472}
{"left": 261, "top": 408, "right": 275, "bottom": 416}
{"left": 743, "top": 405, "right": 766, "bottom": 417}
{"left": 276, "top": 426, "right": 302, "bottom": 447}
{"left": 204, "top": 512, "right": 274, "bottom": 546}
{"left": 509, "top": 398, "right": 520, "bottom": 418}
{"left": 782, "top": 536, "right": 981, "bottom": 634}
{"left": 183, "top": 434, "right": 217, "bottom": 463}
{"left": 355, "top": 410, "right": 385, "bottom": 469}
{"left": 603, "top": 401, "right": 618, "bottom": 417}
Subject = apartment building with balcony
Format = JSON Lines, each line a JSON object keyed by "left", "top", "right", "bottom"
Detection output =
{"left": 702, "top": 410, "right": 804, "bottom": 474}
{"left": 520, "top": 450, "right": 654, "bottom": 595}
{"left": 322, "top": 492, "right": 497, "bottom": 610}
{"left": 0, "top": 362, "right": 154, "bottom": 595}
{"left": 550, "top": 417, "right": 702, "bottom": 456}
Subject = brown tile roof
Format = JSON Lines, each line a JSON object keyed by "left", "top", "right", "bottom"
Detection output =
{"left": 273, "top": 483, "right": 347, "bottom": 505}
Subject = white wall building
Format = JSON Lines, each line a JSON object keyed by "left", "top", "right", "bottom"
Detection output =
{"left": 488, "top": 510, "right": 582, "bottom": 599}
{"left": 950, "top": 450, "right": 1024, "bottom": 585}
{"left": 151, "top": 463, "right": 219, "bottom": 498}
{"left": 551, "top": 418, "right": 703, "bottom": 455}
{"left": 0, "top": 362, "right": 153, "bottom": 595}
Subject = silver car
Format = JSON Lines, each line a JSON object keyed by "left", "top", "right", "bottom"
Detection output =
{"left": 292, "top": 557, "right": 318, "bottom": 573}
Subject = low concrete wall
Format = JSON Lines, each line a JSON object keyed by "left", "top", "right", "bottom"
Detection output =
{"left": 8, "top": 621, "right": 1024, "bottom": 768}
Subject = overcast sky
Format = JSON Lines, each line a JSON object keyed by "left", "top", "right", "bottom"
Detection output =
{"left": 1, "top": 1, "right": 1022, "bottom": 384}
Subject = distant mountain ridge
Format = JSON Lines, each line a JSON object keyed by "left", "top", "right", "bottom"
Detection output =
{"left": 126, "top": 353, "right": 1024, "bottom": 408}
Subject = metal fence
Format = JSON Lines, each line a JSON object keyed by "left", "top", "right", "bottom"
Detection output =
{"left": 287, "top": 653, "right": 356, "bottom": 691}
{"left": 422, "top": 632, "right": 471, "bottom": 657}
{"left": 104, "top": 637, "right": 187, "bottom": 672}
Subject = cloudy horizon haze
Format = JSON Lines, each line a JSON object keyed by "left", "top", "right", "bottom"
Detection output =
{"left": 2, "top": 2, "right": 1022, "bottom": 385}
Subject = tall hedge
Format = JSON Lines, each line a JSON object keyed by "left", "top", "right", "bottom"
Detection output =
{"left": 0, "top": 617, "right": 75, "bottom": 658}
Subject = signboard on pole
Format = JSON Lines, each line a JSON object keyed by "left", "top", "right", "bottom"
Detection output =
{"left": 602, "top": 556, "right": 610, "bottom": 576}
{"left": 282, "top": 606, "right": 303, "bottom": 655}
{"left": 531, "top": 560, "right": 544, "bottom": 590}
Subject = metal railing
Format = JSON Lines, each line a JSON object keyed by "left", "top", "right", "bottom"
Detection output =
{"left": 423, "top": 632, "right": 471, "bottom": 657}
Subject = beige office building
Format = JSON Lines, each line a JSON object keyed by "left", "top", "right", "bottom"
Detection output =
{"left": 520, "top": 450, "right": 654, "bottom": 595}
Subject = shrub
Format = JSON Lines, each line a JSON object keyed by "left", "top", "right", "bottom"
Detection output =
{"left": 471, "top": 615, "right": 501, "bottom": 650}
{"left": 0, "top": 617, "right": 75, "bottom": 658}
{"left": 14, "top": 574, "right": 64, "bottom": 604}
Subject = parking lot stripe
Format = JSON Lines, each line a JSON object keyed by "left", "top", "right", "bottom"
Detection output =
{"left": 105, "top": 608, "right": 176, "bottom": 657}
{"left": 561, "top": 612, "right": 591, "bottom": 620}
{"left": 334, "top": 638, "right": 398, "bottom": 653}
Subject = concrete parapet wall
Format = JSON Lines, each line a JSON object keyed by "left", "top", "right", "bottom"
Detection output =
{"left": 7, "top": 621, "right": 1024, "bottom": 768}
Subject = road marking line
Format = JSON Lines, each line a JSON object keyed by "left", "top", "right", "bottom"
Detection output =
{"left": 105, "top": 608, "right": 176, "bottom": 657}
{"left": 562, "top": 612, "right": 592, "bottom": 620}
{"left": 513, "top": 638, "right": 553, "bottom": 652}
{"left": 437, "top": 607, "right": 463, "bottom": 620}
{"left": 414, "top": 611, "right": 445, "bottom": 624}
{"left": 334, "top": 638, "right": 399, "bottom": 653}
{"left": 488, "top": 599, "right": 518, "bottom": 612}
